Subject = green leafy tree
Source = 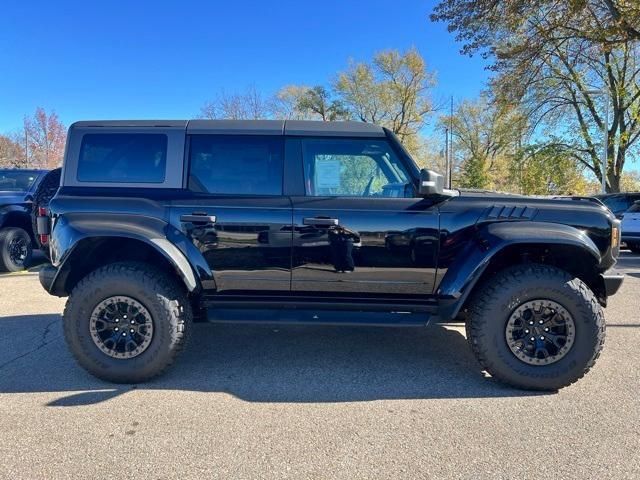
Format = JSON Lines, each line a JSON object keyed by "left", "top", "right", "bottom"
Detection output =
{"left": 297, "top": 86, "right": 348, "bottom": 121}
{"left": 440, "top": 95, "right": 527, "bottom": 190}
{"left": 432, "top": 0, "right": 640, "bottom": 192}
{"left": 334, "top": 48, "right": 436, "bottom": 157}
{"left": 509, "top": 144, "right": 589, "bottom": 195}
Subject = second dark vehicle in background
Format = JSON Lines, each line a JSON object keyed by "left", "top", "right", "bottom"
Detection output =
{"left": 0, "top": 168, "right": 50, "bottom": 271}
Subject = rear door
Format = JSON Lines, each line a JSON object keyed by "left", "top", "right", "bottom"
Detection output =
{"left": 170, "top": 133, "right": 292, "bottom": 293}
{"left": 289, "top": 136, "right": 439, "bottom": 298}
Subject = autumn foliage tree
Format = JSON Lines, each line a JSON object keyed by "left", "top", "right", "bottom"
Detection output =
{"left": 23, "top": 108, "right": 66, "bottom": 168}
{"left": 432, "top": 0, "right": 640, "bottom": 192}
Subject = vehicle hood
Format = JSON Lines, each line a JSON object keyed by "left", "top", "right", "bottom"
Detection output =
{"left": 0, "top": 192, "right": 30, "bottom": 206}
{"left": 454, "top": 190, "right": 610, "bottom": 217}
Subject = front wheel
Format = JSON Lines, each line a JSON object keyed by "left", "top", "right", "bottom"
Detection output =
{"left": 465, "top": 264, "right": 605, "bottom": 390}
{"left": 63, "top": 262, "right": 192, "bottom": 383}
{"left": 0, "top": 227, "right": 32, "bottom": 272}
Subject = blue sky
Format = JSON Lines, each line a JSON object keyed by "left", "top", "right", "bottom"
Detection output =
{"left": 0, "top": 0, "right": 490, "bottom": 133}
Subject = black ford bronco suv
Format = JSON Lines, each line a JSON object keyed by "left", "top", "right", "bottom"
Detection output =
{"left": 0, "top": 168, "right": 51, "bottom": 271}
{"left": 37, "top": 120, "right": 623, "bottom": 390}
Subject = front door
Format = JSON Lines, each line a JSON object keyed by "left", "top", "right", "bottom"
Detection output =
{"left": 290, "top": 137, "right": 439, "bottom": 298}
{"left": 171, "top": 134, "right": 292, "bottom": 293}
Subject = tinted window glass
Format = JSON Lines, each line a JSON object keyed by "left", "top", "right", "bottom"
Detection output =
{"left": 188, "top": 135, "right": 283, "bottom": 195}
{"left": 78, "top": 134, "right": 167, "bottom": 183}
{"left": 302, "top": 139, "right": 411, "bottom": 197}
{"left": 0, "top": 170, "right": 38, "bottom": 191}
{"left": 601, "top": 195, "right": 630, "bottom": 214}
{"left": 628, "top": 201, "right": 640, "bottom": 213}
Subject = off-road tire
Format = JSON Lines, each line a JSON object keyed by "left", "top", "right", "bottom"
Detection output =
{"left": 0, "top": 227, "right": 32, "bottom": 272}
{"left": 63, "top": 261, "right": 192, "bottom": 383}
{"left": 465, "top": 264, "right": 605, "bottom": 391}
{"left": 30, "top": 167, "right": 61, "bottom": 254}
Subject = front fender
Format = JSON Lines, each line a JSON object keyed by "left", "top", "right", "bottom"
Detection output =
{"left": 48, "top": 213, "right": 211, "bottom": 295}
{"left": 436, "top": 222, "right": 601, "bottom": 321}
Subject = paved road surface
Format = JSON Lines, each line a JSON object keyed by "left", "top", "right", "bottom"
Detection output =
{"left": 0, "top": 254, "right": 638, "bottom": 479}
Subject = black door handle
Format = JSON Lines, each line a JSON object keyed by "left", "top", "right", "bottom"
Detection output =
{"left": 303, "top": 217, "right": 339, "bottom": 226}
{"left": 181, "top": 213, "right": 217, "bottom": 224}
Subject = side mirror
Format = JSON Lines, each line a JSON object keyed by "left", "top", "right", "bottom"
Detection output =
{"left": 418, "top": 169, "right": 445, "bottom": 197}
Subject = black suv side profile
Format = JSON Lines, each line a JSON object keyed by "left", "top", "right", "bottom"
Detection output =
{"left": 0, "top": 168, "right": 49, "bottom": 271}
{"left": 38, "top": 120, "right": 623, "bottom": 390}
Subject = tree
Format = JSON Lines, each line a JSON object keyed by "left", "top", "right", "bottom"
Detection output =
{"left": 297, "top": 86, "right": 348, "bottom": 121}
{"left": 440, "top": 95, "right": 527, "bottom": 190}
{"left": 271, "top": 85, "right": 348, "bottom": 121}
{"left": 431, "top": 1, "right": 640, "bottom": 192}
{"left": 200, "top": 84, "right": 269, "bottom": 120}
{"left": 431, "top": 1, "right": 640, "bottom": 53}
{"left": 270, "top": 85, "right": 313, "bottom": 120}
{"left": 0, "top": 135, "right": 24, "bottom": 168}
{"left": 23, "top": 108, "right": 66, "bottom": 168}
{"left": 509, "top": 144, "right": 589, "bottom": 195}
{"left": 334, "top": 48, "right": 436, "bottom": 156}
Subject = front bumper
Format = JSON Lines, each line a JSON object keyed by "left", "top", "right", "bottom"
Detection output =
{"left": 601, "top": 268, "right": 624, "bottom": 297}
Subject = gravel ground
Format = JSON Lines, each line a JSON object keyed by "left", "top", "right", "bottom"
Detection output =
{"left": 0, "top": 253, "right": 638, "bottom": 479}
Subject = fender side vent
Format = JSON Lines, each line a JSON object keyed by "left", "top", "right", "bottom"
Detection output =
{"left": 486, "top": 205, "right": 537, "bottom": 220}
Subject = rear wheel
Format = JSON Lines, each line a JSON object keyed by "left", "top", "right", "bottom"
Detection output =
{"left": 63, "top": 262, "right": 192, "bottom": 383}
{"left": 0, "top": 227, "right": 32, "bottom": 272}
{"left": 465, "top": 264, "right": 605, "bottom": 390}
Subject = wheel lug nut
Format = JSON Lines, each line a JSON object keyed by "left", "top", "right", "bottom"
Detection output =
{"left": 114, "top": 327, "right": 119, "bottom": 331}
{"left": 130, "top": 329, "right": 134, "bottom": 333}
{"left": 122, "top": 332, "right": 127, "bottom": 336}
{"left": 540, "top": 336, "right": 545, "bottom": 340}
{"left": 130, "top": 320, "right": 135, "bottom": 324}
{"left": 539, "top": 320, "right": 544, "bottom": 324}
{"left": 530, "top": 337, "right": 535, "bottom": 341}
{"left": 525, "top": 329, "right": 529, "bottom": 334}
{"left": 529, "top": 321, "right": 534, "bottom": 325}
{"left": 123, "top": 315, "right": 127, "bottom": 319}
{"left": 115, "top": 319, "right": 119, "bottom": 323}
{"left": 544, "top": 327, "right": 549, "bottom": 332}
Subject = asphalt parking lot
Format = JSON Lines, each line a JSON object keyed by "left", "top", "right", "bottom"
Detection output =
{"left": 0, "top": 254, "right": 638, "bottom": 479}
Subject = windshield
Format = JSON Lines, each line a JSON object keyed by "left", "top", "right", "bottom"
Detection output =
{"left": 0, "top": 170, "right": 39, "bottom": 192}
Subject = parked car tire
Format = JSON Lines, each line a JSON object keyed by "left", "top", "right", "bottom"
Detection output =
{"left": 0, "top": 227, "right": 33, "bottom": 272}
{"left": 30, "top": 167, "right": 61, "bottom": 254}
{"left": 63, "top": 261, "right": 192, "bottom": 383}
{"left": 465, "top": 264, "right": 605, "bottom": 390}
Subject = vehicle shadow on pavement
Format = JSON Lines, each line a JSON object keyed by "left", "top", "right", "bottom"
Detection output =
{"left": 0, "top": 314, "right": 547, "bottom": 406}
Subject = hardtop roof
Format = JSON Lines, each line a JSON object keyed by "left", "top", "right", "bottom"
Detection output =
{"left": 70, "top": 119, "right": 386, "bottom": 137}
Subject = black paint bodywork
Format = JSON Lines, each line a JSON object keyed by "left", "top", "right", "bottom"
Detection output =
{"left": 0, "top": 169, "right": 48, "bottom": 239}
{"left": 39, "top": 121, "right": 622, "bottom": 325}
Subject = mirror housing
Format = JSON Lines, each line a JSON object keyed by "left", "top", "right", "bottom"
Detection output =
{"left": 418, "top": 169, "right": 445, "bottom": 197}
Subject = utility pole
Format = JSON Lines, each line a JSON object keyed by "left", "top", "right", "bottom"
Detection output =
{"left": 602, "top": 93, "right": 609, "bottom": 193}
{"left": 448, "top": 96, "right": 454, "bottom": 189}
{"left": 445, "top": 127, "right": 449, "bottom": 185}
{"left": 586, "top": 88, "right": 609, "bottom": 194}
{"left": 24, "top": 125, "right": 28, "bottom": 165}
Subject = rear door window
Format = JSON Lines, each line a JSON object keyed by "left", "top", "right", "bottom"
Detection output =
{"left": 188, "top": 135, "right": 284, "bottom": 195}
{"left": 77, "top": 134, "right": 167, "bottom": 183}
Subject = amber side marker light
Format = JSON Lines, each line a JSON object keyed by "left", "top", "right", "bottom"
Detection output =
{"left": 612, "top": 226, "right": 620, "bottom": 248}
